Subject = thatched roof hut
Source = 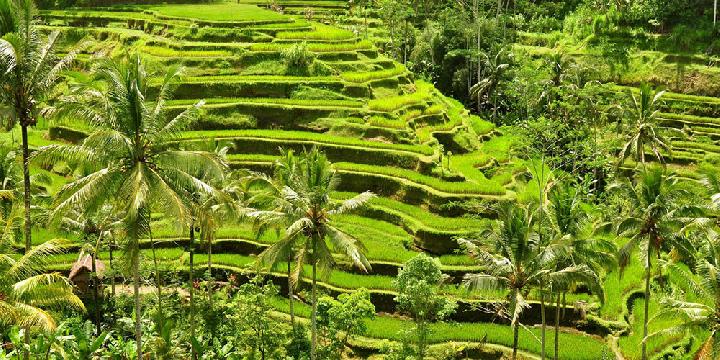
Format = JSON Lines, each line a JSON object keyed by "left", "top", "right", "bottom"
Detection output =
{"left": 69, "top": 254, "right": 105, "bottom": 294}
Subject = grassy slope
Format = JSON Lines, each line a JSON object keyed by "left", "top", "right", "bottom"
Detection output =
{"left": 24, "top": 3, "right": 690, "bottom": 357}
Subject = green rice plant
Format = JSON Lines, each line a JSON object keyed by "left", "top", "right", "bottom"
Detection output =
{"left": 423, "top": 104, "right": 444, "bottom": 115}
{"left": 401, "top": 109, "right": 423, "bottom": 121}
{"left": 469, "top": 115, "right": 495, "bottom": 135}
{"left": 367, "top": 116, "right": 406, "bottom": 129}
{"left": 39, "top": 10, "right": 152, "bottom": 21}
{"left": 672, "top": 140, "right": 720, "bottom": 154}
{"left": 478, "top": 135, "right": 516, "bottom": 163}
{"left": 281, "top": 42, "right": 315, "bottom": 75}
{"left": 333, "top": 192, "right": 488, "bottom": 233}
{"left": 180, "top": 129, "right": 434, "bottom": 155}
{"left": 276, "top": 23, "right": 354, "bottom": 41}
{"left": 332, "top": 214, "right": 416, "bottom": 263}
{"left": 269, "top": 298, "right": 610, "bottom": 359}
{"left": 149, "top": 4, "right": 288, "bottom": 22}
{"left": 368, "top": 81, "right": 433, "bottom": 112}
{"left": 0, "top": 126, "right": 62, "bottom": 148}
{"left": 609, "top": 84, "right": 720, "bottom": 105}
{"left": 241, "top": 60, "right": 289, "bottom": 76}
{"left": 167, "top": 97, "right": 363, "bottom": 108}
{"left": 250, "top": 40, "right": 373, "bottom": 52}
{"left": 140, "top": 45, "right": 232, "bottom": 58}
{"left": 333, "top": 162, "right": 507, "bottom": 195}
{"left": 156, "top": 74, "right": 337, "bottom": 85}
{"left": 341, "top": 63, "right": 406, "bottom": 83}
{"left": 659, "top": 112, "right": 720, "bottom": 126}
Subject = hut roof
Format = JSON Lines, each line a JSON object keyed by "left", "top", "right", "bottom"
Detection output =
{"left": 69, "top": 254, "right": 106, "bottom": 280}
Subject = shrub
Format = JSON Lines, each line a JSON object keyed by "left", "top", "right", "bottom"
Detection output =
{"left": 341, "top": 64, "right": 406, "bottom": 83}
{"left": 193, "top": 113, "right": 256, "bottom": 130}
{"left": 281, "top": 42, "right": 315, "bottom": 76}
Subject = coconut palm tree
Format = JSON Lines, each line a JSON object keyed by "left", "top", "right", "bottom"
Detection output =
{"left": 648, "top": 236, "right": 720, "bottom": 359}
{"left": 470, "top": 46, "right": 511, "bottom": 121}
{"left": 32, "top": 54, "right": 224, "bottom": 360}
{"left": 546, "top": 181, "right": 615, "bottom": 359}
{"left": 249, "top": 149, "right": 302, "bottom": 328}
{"left": 614, "top": 166, "right": 695, "bottom": 360}
{"left": 0, "top": 0, "right": 84, "bottom": 252}
{"left": 617, "top": 83, "right": 682, "bottom": 167}
{"left": 458, "top": 203, "right": 540, "bottom": 360}
{"left": 0, "top": 143, "right": 52, "bottom": 238}
{"left": 249, "top": 147, "right": 374, "bottom": 360}
{"left": 459, "top": 202, "right": 602, "bottom": 360}
{"left": 186, "top": 177, "right": 235, "bottom": 354}
{"left": 0, "top": 144, "right": 24, "bottom": 244}
{"left": 0, "top": 239, "right": 85, "bottom": 359}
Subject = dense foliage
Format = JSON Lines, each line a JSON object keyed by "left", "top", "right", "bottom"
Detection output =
{"left": 1, "top": 0, "right": 720, "bottom": 359}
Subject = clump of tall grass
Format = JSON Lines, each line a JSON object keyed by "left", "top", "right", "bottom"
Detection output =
{"left": 341, "top": 64, "right": 406, "bottom": 83}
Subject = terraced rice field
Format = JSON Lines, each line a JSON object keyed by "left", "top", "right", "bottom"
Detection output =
{"left": 23, "top": 2, "right": 714, "bottom": 358}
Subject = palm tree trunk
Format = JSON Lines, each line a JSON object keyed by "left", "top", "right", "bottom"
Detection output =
{"left": 91, "top": 252, "right": 101, "bottom": 336}
{"left": 189, "top": 224, "right": 196, "bottom": 360}
{"left": 554, "top": 292, "right": 560, "bottom": 360}
{"left": 21, "top": 124, "right": 31, "bottom": 253}
{"left": 512, "top": 320, "right": 519, "bottom": 360}
{"left": 207, "top": 233, "right": 213, "bottom": 306}
{"left": 109, "top": 241, "right": 115, "bottom": 298}
{"left": 311, "top": 257, "right": 318, "bottom": 360}
{"left": 23, "top": 326, "right": 29, "bottom": 360}
{"left": 642, "top": 255, "right": 652, "bottom": 360}
{"left": 493, "top": 90, "right": 498, "bottom": 122}
{"left": 310, "top": 235, "right": 319, "bottom": 360}
{"left": 133, "top": 252, "right": 142, "bottom": 360}
{"left": 541, "top": 285, "right": 546, "bottom": 360}
{"left": 288, "top": 260, "right": 295, "bottom": 329}
{"left": 150, "top": 228, "right": 163, "bottom": 321}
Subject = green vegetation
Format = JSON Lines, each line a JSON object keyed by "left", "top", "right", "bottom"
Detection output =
{"left": 149, "top": 4, "right": 287, "bottom": 22}
{"left": 3, "top": 0, "right": 720, "bottom": 359}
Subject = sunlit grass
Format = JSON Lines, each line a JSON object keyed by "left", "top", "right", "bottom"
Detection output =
{"left": 149, "top": 3, "right": 288, "bottom": 22}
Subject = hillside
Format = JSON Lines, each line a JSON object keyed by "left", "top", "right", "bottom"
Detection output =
{"left": 1, "top": 1, "right": 719, "bottom": 359}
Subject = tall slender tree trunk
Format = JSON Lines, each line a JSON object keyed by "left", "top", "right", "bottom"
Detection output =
{"left": 207, "top": 233, "right": 213, "bottom": 306}
{"left": 715, "top": 0, "right": 718, "bottom": 27}
{"left": 288, "top": 260, "right": 295, "bottom": 328}
{"left": 91, "top": 251, "right": 101, "bottom": 335}
{"left": 150, "top": 228, "right": 163, "bottom": 321}
{"left": 641, "top": 255, "right": 652, "bottom": 360}
{"left": 512, "top": 320, "right": 519, "bottom": 360}
{"left": 474, "top": 0, "right": 481, "bottom": 113}
{"left": 511, "top": 288, "right": 519, "bottom": 360}
{"left": 189, "top": 223, "right": 196, "bottom": 360}
{"left": 311, "top": 239, "right": 318, "bottom": 360}
{"left": 554, "top": 292, "right": 560, "bottom": 360}
{"left": 493, "top": 90, "right": 498, "bottom": 122}
{"left": 21, "top": 124, "right": 31, "bottom": 253}
{"left": 110, "top": 240, "right": 116, "bottom": 298}
{"left": 133, "top": 249, "right": 142, "bottom": 360}
{"left": 21, "top": 123, "right": 32, "bottom": 360}
{"left": 23, "top": 327, "right": 29, "bottom": 360}
{"left": 540, "top": 284, "right": 546, "bottom": 360}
